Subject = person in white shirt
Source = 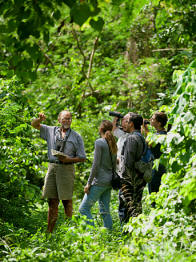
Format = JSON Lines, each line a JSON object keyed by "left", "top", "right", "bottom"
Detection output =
{"left": 112, "top": 116, "right": 129, "bottom": 177}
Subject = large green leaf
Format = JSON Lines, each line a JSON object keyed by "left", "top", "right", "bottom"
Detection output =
{"left": 90, "top": 17, "right": 104, "bottom": 31}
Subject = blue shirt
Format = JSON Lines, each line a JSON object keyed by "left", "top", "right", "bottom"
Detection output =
{"left": 40, "top": 124, "right": 86, "bottom": 162}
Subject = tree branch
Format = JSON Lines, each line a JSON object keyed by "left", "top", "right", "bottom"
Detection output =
{"left": 71, "top": 25, "right": 87, "bottom": 78}
{"left": 87, "top": 36, "right": 99, "bottom": 79}
{"left": 39, "top": 43, "right": 55, "bottom": 67}
{"left": 152, "top": 48, "right": 192, "bottom": 52}
{"left": 71, "top": 25, "right": 95, "bottom": 93}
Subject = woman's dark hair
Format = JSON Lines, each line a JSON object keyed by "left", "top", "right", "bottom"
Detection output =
{"left": 154, "top": 112, "right": 168, "bottom": 128}
{"left": 128, "top": 113, "right": 143, "bottom": 130}
{"left": 100, "top": 120, "right": 117, "bottom": 154}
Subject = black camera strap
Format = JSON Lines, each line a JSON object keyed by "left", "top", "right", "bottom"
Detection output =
{"left": 55, "top": 128, "right": 72, "bottom": 152}
{"left": 105, "top": 139, "right": 115, "bottom": 173}
{"left": 60, "top": 128, "right": 71, "bottom": 152}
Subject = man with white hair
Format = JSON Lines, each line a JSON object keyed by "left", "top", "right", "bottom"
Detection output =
{"left": 32, "top": 110, "right": 86, "bottom": 232}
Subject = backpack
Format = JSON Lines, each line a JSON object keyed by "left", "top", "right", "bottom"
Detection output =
{"left": 134, "top": 133, "right": 154, "bottom": 183}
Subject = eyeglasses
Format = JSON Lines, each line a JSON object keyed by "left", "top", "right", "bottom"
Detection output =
{"left": 61, "top": 118, "right": 72, "bottom": 121}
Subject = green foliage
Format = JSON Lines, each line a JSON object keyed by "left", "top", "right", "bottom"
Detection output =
{"left": 0, "top": 0, "right": 195, "bottom": 261}
{"left": 0, "top": 0, "right": 102, "bottom": 80}
{"left": 0, "top": 78, "right": 43, "bottom": 226}
{"left": 1, "top": 0, "right": 194, "bottom": 114}
{"left": 0, "top": 194, "right": 123, "bottom": 261}
{"left": 161, "top": 60, "right": 196, "bottom": 211}
{"left": 123, "top": 210, "right": 195, "bottom": 261}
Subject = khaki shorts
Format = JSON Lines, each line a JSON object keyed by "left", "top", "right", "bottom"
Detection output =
{"left": 42, "top": 163, "right": 75, "bottom": 200}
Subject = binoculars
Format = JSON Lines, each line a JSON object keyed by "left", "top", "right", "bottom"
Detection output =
{"left": 109, "top": 111, "right": 124, "bottom": 127}
{"left": 109, "top": 111, "right": 124, "bottom": 119}
{"left": 109, "top": 111, "right": 150, "bottom": 126}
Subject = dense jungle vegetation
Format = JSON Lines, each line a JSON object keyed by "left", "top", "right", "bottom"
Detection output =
{"left": 0, "top": 0, "right": 195, "bottom": 261}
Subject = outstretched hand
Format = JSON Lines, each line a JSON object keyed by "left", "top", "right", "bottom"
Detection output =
{"left": 31, "top": 112, "right": 46, "bottom": 130}
{"left": 38, "top": 112, "right": 46, "bottom": 121}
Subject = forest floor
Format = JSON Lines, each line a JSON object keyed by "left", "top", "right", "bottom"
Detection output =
{"left": 2, "top": 188, "right": 150, "bottom": 261}
{"left": 1, "top": 187, "right": 195, "bottom": 262}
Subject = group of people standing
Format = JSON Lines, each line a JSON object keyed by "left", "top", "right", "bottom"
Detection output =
{"left": 31, "top": 110, "right": 168, "bottom": 232}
